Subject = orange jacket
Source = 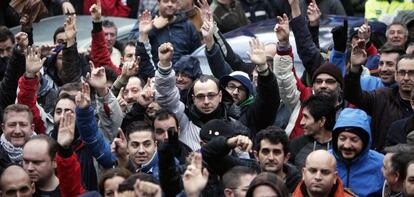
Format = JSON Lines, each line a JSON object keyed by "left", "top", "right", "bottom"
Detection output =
{"left": 292, "top": 178, "right": 356, "bottom": 197}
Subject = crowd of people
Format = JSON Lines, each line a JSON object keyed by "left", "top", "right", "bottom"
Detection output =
{"left": 0, "top": 0, "right": 414, "bottom": 196}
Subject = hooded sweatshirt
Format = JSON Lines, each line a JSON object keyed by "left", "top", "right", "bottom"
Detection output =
{"left": 331, "top": 108, "right": 384, "bottom": 197}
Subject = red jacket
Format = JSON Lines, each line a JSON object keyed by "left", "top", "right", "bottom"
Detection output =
{"left": 83, "top": 0, "right": 130, "bottom": 17}
{"left": 293, "top": 178, "right": 356, "bottom": 197}
{"left": 91, "top": 28, "right": 122, "bottom": 75}
{"left": 17, "top": 76, "right": 46, "bottom": 134}
{"left": 56, "top": 151, "right": 86, "bottom": 197}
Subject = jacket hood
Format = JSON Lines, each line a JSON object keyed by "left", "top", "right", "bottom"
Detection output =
{"left": 332, "top": 108, "right": 372, "bottom": 161}
{"left": 173, "top": 55, "right": 202, "bottom": 80}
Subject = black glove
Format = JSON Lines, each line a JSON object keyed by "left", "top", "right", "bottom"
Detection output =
{"left": 331, "top": 19, "right": 348, "bottom": 53}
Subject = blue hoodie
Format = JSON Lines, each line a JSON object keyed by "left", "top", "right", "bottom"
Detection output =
{"left": 331, "top": 108, "right": 384, "bottom": 197}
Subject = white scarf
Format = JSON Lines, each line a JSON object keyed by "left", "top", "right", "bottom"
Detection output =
{"left": 0, "top": 134, "right": 23, "bottom": 164}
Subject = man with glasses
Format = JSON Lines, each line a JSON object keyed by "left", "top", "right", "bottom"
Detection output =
{"left": 154, "top": 42, "right": 247, "bottom": 151}
{"left": 346, "top": 43, "right": 414, "bottom": 151}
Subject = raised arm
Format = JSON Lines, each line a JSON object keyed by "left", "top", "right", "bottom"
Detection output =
{"left": 60, "top": 15, "right": 82, "bottom": 84}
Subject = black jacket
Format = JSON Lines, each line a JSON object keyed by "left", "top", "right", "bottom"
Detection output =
{"left": 386, "top": 114, "right": 414, "bottom": 147}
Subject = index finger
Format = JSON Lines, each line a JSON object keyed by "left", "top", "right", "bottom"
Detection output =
{"left": 191, "top": 152, "right": 203, "bottom": 169}
{"left": 364, "top": 18, "right": 368, "bottom": 26}
{"left": 118, "top": 128, "right": 127, "bottom": 141}
{"left": 96, "top": 0, "right": 101, "bottom": 8}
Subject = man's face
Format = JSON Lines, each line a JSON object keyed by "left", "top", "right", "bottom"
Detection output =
{"left": 387, "top": 24, "right": 408, "bottom": 47}
{"left": 404, "top": 163, "right": 414, "bottom": 197}
{"left": 153, "top": 116, "right": 179, "bottom": 142}
{"left": 379, "top": 52, "right": 399, "bottom": 85}
{"left": 382, "top": 153, "right": 398, "bottom": 186}
{"left": 53, "top": 98, "right": 76, "bottom": 125}
{"left": 23, "top": 140, "right": 56, "bottom": 185}
{"left": 158, "top": 0, "right": 178, "bottom": 19}
{"left": 103, "top": 176, "right": 125, "bottom": 197}
{"left": 255, "top": 140, "right": 288, "bottom": 174}
{"left": 54, "top": 32, "right": 66, "bottom": 44}
{"left": 0, "top": 38, "right": 13, "bottom": 59}
{"left": 175, "top": 72, "right": 193, "bottom": 91}
{"left": 313, "top": 74, "right": 340, "bottom": 100}
{"left": 128, "top": 131, "right": 157, "bottom": 166}
{"left": 124, "top": 77, "right": 143, "bottom": 104}
{"left": 226, "top": 174, "right": 256, "bottom": 197}
{"left": 103, "top": 26, "right": 117, "bottom": 50}
{"left": 146, "top": 102, "right": 161, "bottom": 119}
{"left": 396, "top": 58, "right": 414, "bottom": 96}
{"left": 300, "top": 107, "right": 322, "bottom": 136}
{"left": 302, "top": 154, "right": 337, "bottom": 196}
{"left": 225, "top": 80, "right": 247, "bottom": 104}
{"left": 122, "top": 45, "right": 136, "bottom": 63}
{"left": 0, "top": 168, "right": 35, "bottom": 197}
{"left": 337, "top": 131, "right": 364, "bottom": 160}
{"left": 192, "top": 79, "right": 222, "bottom": 114}
{"left": 1, "top": 111, "right": 34, "bottom": 147}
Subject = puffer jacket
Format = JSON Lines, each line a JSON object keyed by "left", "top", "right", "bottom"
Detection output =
{"left": 293, "top": 177, "right": 357, "bottom": 197}
{"left": 331, "top": 108, "right": 384, "bottom": 197}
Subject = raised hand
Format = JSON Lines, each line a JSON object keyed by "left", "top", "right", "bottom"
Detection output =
{"left": 358, "top": 19, "right": 371, "bottom": 44}
{"left": 15, "top": 32, "right": 29, "bottom": 54}
{"left": 248, "top": 38, "right": 267, "bottom": 70}
{"left": 307, "top": 0, "right": 321, "bottom": 27}
{"left": 62, "top": 2, "right": 76, "bottom": 15}
{"left": 111, "top": 128, "right": 128, "bottom": 167}
{"left": 57, "top": 111, "right": 76, "bottom": 149}
{"left": 201, "top": 11, "right": 215, "bottom": 50}
{"left": 226, "top": 135, "right": 253, "bottom": 152}
{"left": 153, "top": 15, "right": 169, "bottom": 29}
{"left": 39, "top": 44, "right": 57, "bottom": 58}
{"left": 86, "top": 61, "right": 107, "bottom": 89}
{"left": 134, "top": 180, "right": 162, "bottom": 197}
{"left": 117, "top": 87, "right": 128, "bottom": 113}
{"left": 197, "top": 0, "right": 211, "bottom": 22}
{"left": 137, "top": 80, "right": 154, "bottom": 107}
{"left": 64, "top": 15, "right": 77, "bottom": 47}
{"left": 139, "top": 10, "right": 153, "bottom": 36}
{"left": 25, "top": 46, "right": 46, "bottom": 78}
{"left": 158, "top": 42, "right": 174, "bottom": 68}
{"left": 350, "top": 39, "right": 367, "bottom": 71}
{"left": 183, "top": 153, "right": 209, "bottom": 197}
{"left": 121, "top": 60, "right": 139, "bottom": 78}
{"left": 89, "top": 0, "right": 102, "bottom": 22}
{"left": 274, "top": 13, "right": 289, "bottom": 43}
{"left": 75, "top": 82, "right": 91, "bottom": 109}
{"left": 331, "top": 19, "right": 348, "bottom": 52}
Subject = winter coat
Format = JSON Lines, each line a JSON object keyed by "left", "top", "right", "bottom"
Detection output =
{"left": 293, "top": 178, "right": 356, "bottom": 197}
{"left": 386, "top": 114, "right": 414, "bottom": 146}
{"left": 239, "top": 0, "right": 274, "bottom": 22}
{"left": 300, "top": 0, "right": 346, "bottom": 16}
{"left": 210, "top": 0, "right": 250, "bottom": 33}
{"left": 344, "top": 70, "right": 413, "bottom": 151}
{"left": 96, "top": 90, "right": 123, "bottom": 142}
{"left": 56, "top": 148, "right": 86, "bottom": 197}
{"left": 365, "top": 0, "right": 414, "bottom": 21}
{"left": 289, "top": 135, "right": 332, "bottom": 171}
{"left": 331, "top": 108, "right": 384, "bottom": 197}
{"left": 205, "top": 43, "right": 280, "bottom": 137}
{"left": 155, "top": 66, "right": 241, "bottom": 151}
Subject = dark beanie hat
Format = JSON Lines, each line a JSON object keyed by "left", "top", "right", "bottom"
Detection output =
{"left": 199, "top": 119, "right": 249, "bottom": 142}
{"left": 312, "top": 63, "right": 344, "bottom": 87}
{"left": 220, "top": 71, "right": 254, "bottom": 97}
{"left": 173, "top": 55, "right": 202, "bottom": 80}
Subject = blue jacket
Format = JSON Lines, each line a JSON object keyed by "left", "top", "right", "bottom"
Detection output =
{"left": 76, "top": 106, "right": 117, "bottom": 169}
{"left": 129, "top": 14, "right": 201, "bottom": 65}
{"left": 331, "top": 108, "right": 384, "bottom": 197}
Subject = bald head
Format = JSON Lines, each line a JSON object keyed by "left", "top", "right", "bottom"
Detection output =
{"left": 306, "top": 150, "right": 336, "bottom": 169}
{"left": 1, "top": 165, "right": 35, "bottom": 197}
{"left": 302, "top": 150, "right": 338, "bottom": 196}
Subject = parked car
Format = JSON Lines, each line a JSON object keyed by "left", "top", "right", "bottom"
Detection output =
{"left": 9, "top": 15, "right": 136, "bottom": 49}
{"left": 192, "top": 15, "right": 364, "bottom": 77}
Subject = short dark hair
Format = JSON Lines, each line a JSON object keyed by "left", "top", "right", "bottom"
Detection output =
{"left": 255, "top": 126, "right": 289, "bottom": 154}
{"left": 58, "top": 82, "right": 82, "bottom": 96}
{"left": 102, "top": 20, "right": 117, "bottom": 34}
{"left": 222, "top": 166, "right": 258, "bottom": 189}
{"left": 193, "top": 75, "right": 219, "bottom": 90}
{"left": 390, "top": 151, "right": 414, "bottom": 181}
{"left": 125, "top": 121, "right": 154, "bottom": 141}
{"left": 379, "top": 42, "right": 406, "bottom": 56}
{"left": 0, "top": 26, "right": 15, "bottom": 44}
{"left": 3, "top": 104, "right": 33, "bottom": 124}
{"left": 397, "top": 53, "right": 414, "bottom": 70}
{"left": 117, "top": 173, "right": 159, "bottom": 193}
{"left": 122, "top": 41, "right": 136, "bottom": 56}
{"left": 153, "top": 109, "right": 179, "bottom": 128}
{"left": 98, "top": 168, "right": 131, "bottom": 195}
{"left": 302, "top": 95, "right": 336, "bottom": 131}
{"left": 25, "top": 135, "right": 58, "bottom": 160}
{"left": 53, "top": 26, "right": 65, "bottom": 44}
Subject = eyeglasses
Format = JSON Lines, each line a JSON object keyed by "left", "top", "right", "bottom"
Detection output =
{"left": 193, "top": 92, "right": 219, "bottom": 101}
{"left": 314, "top": 79, "right": 337, "bottom": 85}
{"left": 397, "top": 70, "right": 414, "bottom": 78}
{"left": 226, "top": 83, "right": 246, "bottom": 92}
